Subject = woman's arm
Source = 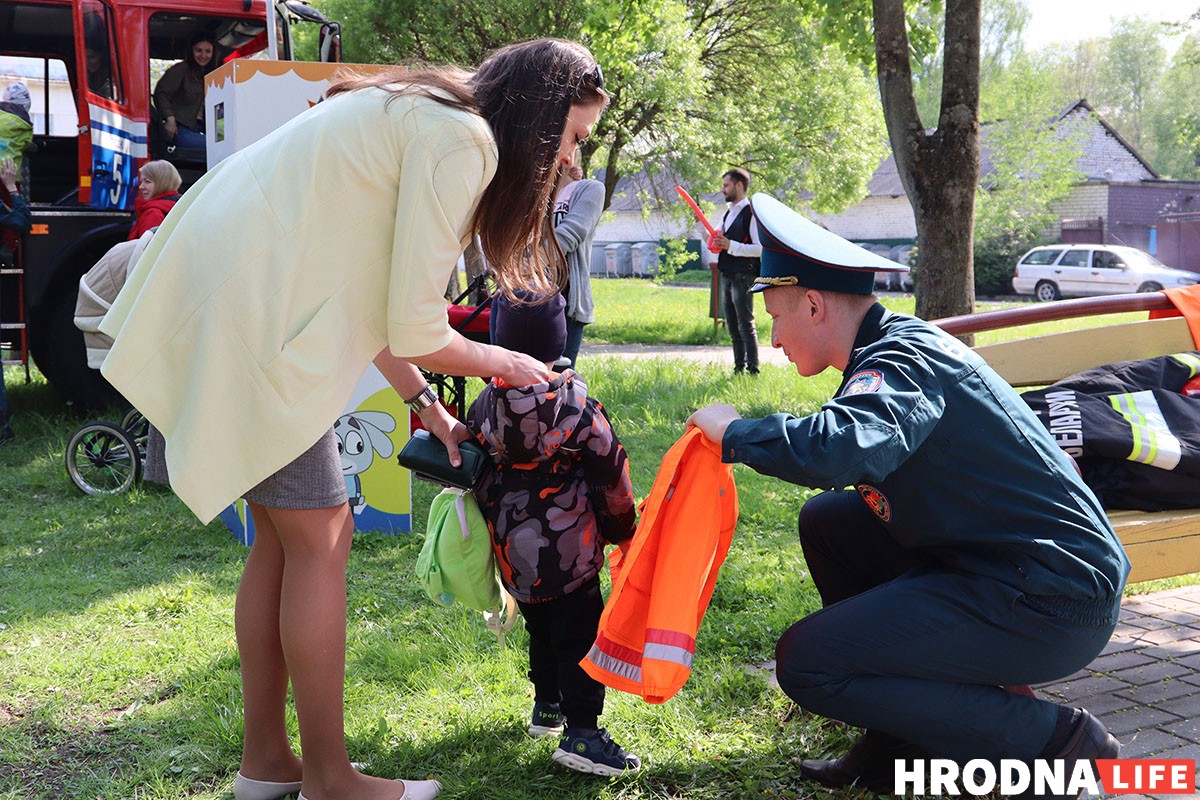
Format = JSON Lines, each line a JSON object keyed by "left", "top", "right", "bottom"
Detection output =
{"left": 373, "top": 337, "right": 550, "bottom": 468}
{"left": 372, "top": 349, "right": 470, "bottom": 466}
{"left": 406, "top": 331, "right": 550, "bottom": 387}
{"left": 153, "top": 64, "right": 184, "bottom": 136}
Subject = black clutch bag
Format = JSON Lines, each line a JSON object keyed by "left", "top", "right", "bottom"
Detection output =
{"left": 397, "top": 429, "right": 491, "bottom": 491}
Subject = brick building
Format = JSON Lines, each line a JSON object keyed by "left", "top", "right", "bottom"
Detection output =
{"left": 813, "top": 100, "right": 1200, "bottom": 271}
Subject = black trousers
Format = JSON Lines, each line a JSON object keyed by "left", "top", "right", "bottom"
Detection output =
{"left": 517, "top": 578, "right": 605, "bottom": 730}
{"left": 777, "top": 490, "right": 1117, "bottom": 762}
{"left": 721, "top": 270, "right": 759, "bottom": 372}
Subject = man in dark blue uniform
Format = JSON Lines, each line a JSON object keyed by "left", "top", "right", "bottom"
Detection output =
{"left": 688, "top": 194, "right": 1129, "bottom": 796}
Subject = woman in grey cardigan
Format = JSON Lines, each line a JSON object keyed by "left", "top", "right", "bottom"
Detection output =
{"left": 553, "top": 160, "right": 605, "bottom": 367}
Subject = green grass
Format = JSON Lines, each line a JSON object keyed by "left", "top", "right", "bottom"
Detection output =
{"left": 0, "top": 285, "right": 1189, "bottom": 799}
{"left": 666, "top": 269, "right": 712, "bottom": 286}
{"left": 0, "top": 360, "right": 854, "bottom": 800}
{"left": 587, "top": 278, "right": 918, "bottom": 346}
{"left": 587, "top": 279, "right": 726, "bottom": 345}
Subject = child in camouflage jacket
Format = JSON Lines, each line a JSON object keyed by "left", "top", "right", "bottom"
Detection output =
{"left": 466, "top": 290, "right": 641, "bottom": 777}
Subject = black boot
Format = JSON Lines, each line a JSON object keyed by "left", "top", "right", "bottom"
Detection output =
{"left": 0, "top": 411, "right": 13, "bottom": 444}
{"left": 799, "top": 730, "right": 930, "bottom": 794}
{"left": 1020, "top": 709, "right": 1120, "bottom": 800}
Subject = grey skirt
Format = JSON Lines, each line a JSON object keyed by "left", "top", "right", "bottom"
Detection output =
{"left": 242, "top": 428, "right": 349, "bottom": 509}
{"left": 143, "top": 426, "right": 348, "bottom": 510}
{"left": 143, "top": 424, "right": 170, "bottom": 485}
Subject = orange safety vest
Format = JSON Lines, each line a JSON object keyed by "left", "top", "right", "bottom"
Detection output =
{"left": 1150, "top": 285, "right": 1200, "bottom": 348}
{"left": 580, "top": 428, "right": 738, "bottom": 703}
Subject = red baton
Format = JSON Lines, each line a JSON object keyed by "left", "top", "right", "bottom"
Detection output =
{"left": 676, "top": 186, "right": 723, "bottom": 253}
{"left": 676, "top": 185, "right": 717, "bottom": 235}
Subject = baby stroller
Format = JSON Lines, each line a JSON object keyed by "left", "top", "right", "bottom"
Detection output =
{"left": 416, "top": 273, "right": 493, "bottom": 428}
{"left": 65, "top": 407, "right": 149, "bottom": 495}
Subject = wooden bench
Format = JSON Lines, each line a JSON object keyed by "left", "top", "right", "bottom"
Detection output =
{"left": 934, "top": 293, "right": 1200, "bottom": 584}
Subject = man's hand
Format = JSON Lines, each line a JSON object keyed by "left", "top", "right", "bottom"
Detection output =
{"left": 712, "top": 232, "right": 731, "bottom": 251}
{"left": 687, "top": 403, "right": 741, "bottom": 446}
{"left": 417, "top": 401, "right": 470, "bottom": 467}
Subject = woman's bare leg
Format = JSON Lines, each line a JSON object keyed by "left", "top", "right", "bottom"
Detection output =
{"left": 267, "top": 504, "right": 411, "bottom": 800}
{"left": 236, "top": 502, "right": 302, "bottom": 782}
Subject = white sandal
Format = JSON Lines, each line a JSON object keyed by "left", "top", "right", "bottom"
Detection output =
{"left": 233, "top": 761, "right": 369, "bottom": 800}
{"left": 296, "top": 779, "right": 442, "bottom": 800}
{"left": 232, "top": 773, "right": 302, "bottom": 800}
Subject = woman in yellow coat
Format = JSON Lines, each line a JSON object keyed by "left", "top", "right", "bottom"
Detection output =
{"left": 101, "top": 39, "right": 607, "bottom": 800}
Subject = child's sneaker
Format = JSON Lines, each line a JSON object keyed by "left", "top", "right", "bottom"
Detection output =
{"left": 528, "top": 701, "right": 565, "bottom": 737}
{"left": 552, "top": 727, "right": 641, "bottom": 776}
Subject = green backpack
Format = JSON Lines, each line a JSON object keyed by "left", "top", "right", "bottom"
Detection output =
{"left": 416, "top": 488, "right": 502, "bottom": 612}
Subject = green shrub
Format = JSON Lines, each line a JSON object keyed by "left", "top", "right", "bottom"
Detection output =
{"left": 974, "top": 234, "right": 1035, "bottom": 297}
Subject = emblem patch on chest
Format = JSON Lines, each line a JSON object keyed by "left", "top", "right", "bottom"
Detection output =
{"left": 842, "top": 369, "right": 884, "bottom": 396}
{"left": 857, "top": 484, "right": 891, "bottom": 522}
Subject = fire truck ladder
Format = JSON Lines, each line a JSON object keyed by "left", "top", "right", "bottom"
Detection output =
{"left": 1, "top": 237, "right": 31, "bottom": 383}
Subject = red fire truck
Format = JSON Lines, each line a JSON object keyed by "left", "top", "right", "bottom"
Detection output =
{"left": 0, "top": 0, "right": 340, "bottom": 408}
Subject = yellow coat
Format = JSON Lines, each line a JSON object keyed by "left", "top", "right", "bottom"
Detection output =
{"left": 100, "top": 89, "right": 497, "bottom": 523}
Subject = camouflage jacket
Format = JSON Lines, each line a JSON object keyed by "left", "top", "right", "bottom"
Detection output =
{"left": 466, "top": 370, "right": 637, "bottom": 602}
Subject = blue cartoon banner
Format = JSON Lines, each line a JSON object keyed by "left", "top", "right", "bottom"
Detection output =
{"left": 220, "top": 365, "right": 413, "bottom": 545}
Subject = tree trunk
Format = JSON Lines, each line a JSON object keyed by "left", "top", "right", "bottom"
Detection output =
{"left": 601, "top": 144, "right": 621, "bottom": 212}
{"left": 873, "top": 0, "right": 981, "bottom": 328}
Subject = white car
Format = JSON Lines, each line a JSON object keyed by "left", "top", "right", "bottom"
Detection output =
{"left": 1012, "top": 244, "right": 1200, "bottom": 302}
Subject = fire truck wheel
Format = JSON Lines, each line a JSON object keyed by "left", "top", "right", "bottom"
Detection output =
{"left": 30, "top": 290, "right": 123, "bottom": 412}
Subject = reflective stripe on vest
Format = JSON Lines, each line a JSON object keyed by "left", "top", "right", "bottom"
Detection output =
{"left": 644, "top": 628, "right": 695, "bottom": 668}
{"left": 1109, "top": 390, "right": 1182, "bottom": 470}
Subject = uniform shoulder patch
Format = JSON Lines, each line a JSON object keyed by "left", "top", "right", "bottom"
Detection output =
{"left": 842, "top": 369, "right": 884, "bottom": 396}
{"left": 856, "top": 484, "right": 891, "bottom": 523}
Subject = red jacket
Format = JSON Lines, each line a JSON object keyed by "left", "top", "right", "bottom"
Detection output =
{"left": 128, "top": 192, "right": 180, "bottom": 240}
{"left": 581, "top": 428, "right": 738, "bottom": 703}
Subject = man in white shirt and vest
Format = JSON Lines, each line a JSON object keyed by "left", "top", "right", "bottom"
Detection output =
{"left": 712, "top": 168, "right": 762, "bottom": 374}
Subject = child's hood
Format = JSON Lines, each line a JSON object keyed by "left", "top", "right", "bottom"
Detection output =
{"left": 474, "top": 371, "right": 590, "bottom": 463}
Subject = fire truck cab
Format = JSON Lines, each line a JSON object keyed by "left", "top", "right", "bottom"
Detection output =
{"left": 0, "top": 0, "right": 339, "bottom": 408}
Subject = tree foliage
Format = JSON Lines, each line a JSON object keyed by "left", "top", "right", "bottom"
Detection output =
{"left": 324, "top": 0, "right": 887, "bottom": 216}
{"left": 914, "top": 0, "right": 1029, "bottom": 124}
{"left": 1095, "top": 17, "right": 1167, "bottom": 152}
{"left": 1145, "top": 32, "right": 1200, "bottom": 180}
{"left": 1049, "top": 39, "right": 1105, "bottom": 109}
{"left": 974, "top": 118, "right": 1082, "bottom": 247}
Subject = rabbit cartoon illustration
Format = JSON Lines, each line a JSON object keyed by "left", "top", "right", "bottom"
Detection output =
{"left": 334, "top": 410, "right": 397, "bottom": 514}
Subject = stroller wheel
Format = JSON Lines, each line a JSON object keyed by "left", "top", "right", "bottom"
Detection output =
{"left": 65, "top": 421, "right": 142, "bottom": 495}
{"left": 120, "top": 408, "right": 150, "bottom": 451}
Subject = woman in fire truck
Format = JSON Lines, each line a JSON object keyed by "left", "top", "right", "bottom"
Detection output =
{"left": 153, "top": 32, "right": 217, "bottom": 149}
{"left": 99, "top": 39, "right": 607, "bottom": 800}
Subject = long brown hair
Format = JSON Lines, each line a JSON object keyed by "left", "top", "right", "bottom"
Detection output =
{"left": 326, "top": 39, "right": 608, "bottom": 299}
{"left": 184, "top": 33, "right": 217, "bottom": 81}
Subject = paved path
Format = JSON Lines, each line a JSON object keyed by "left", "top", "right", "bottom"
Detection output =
{"left": 746, "top": 588, "right": 1200, "bottom": 798}
{"left": 578, "top": 341, "right": 792, "bottom": 367}
{"left": 588, "top": 343, "right": 1200, "bottom": 789}
{"left": 1039, "top": 586, "right": 1200, "bottom": 765}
